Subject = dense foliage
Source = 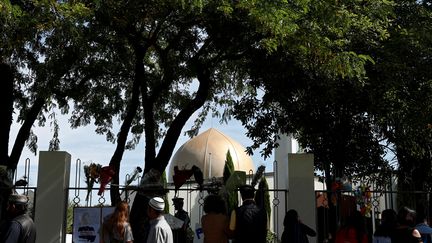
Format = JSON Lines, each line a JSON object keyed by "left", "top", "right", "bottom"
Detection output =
{"left": 2, "top": 0, "right": 432, "bottom": 237}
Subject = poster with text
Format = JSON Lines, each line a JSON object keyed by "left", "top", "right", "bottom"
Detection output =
{"left": 73, "top": 207, "right": 101, "bottom": 243}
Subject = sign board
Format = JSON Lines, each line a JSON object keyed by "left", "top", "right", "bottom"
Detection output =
{"left": 73, "top": 207, "right": 115, "bottom": 243}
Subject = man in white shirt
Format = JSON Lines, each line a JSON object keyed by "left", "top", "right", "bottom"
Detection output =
{"left": 146, "top": 197, "right": 173, "bottom": 243}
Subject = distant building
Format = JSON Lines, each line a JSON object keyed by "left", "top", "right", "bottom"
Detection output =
{"left": 167, "top": 128, "right": 255, "bottom": 181}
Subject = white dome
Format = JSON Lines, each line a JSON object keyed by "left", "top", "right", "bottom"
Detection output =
{"left": 168, "top": 128, "right": 255, "bottom": 181}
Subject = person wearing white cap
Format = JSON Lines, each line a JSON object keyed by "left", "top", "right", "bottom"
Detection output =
{"left": 0, "top": 194, "right": 36, "bottom": 243}
{"left": 146, "top": 197, "right": 173, "bottom": 243}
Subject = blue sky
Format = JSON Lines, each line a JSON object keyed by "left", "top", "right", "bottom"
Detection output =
{"left": 12, "top": 111, "right": 273, "bottom": 189}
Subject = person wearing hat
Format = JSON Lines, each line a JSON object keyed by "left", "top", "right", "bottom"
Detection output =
{"left": 147, "top": 197, "right": 173, "bottom": 243}
{"left": 229, "top": 184, "right": 267, "bottom": 243}
{"left": 0, "top": 194, "right": 36, "bottom": 243}
{"left": 172, "top": 198, "right": 191, "bottom": 243}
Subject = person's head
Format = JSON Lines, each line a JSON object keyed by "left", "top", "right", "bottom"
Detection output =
{"left": 203, "top": 194, "right": 226, "bottom": 215}
{"left": 114, "top": 201, "right": 129, "bottom": 221}
{"left": 239, "top": 185, "right": 255, "bottom": 201}
{"left": 172, "top": 197, "right": 184, "bottom": 211}
{"left": 380, "top": 209, "right": 397, "bottom": 226}
{"left": 7, "top": 194, "right": 29, "bottom": 217}
{"left": 344, "top": 210, "right": 365, "bottom": 231}
{"left": 283, "top": 209, "right": 299, "bottom": 227}
{"left": 398, "top": 206, "right": 416, "bottom": 227}
{"left": 147, "top": 197, "right": 165, "bottom": 219}
{"left": 104, "top": 201, "right": 129, "bottom": 235}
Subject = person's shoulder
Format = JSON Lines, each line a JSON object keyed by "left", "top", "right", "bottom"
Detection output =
{"left": 12, "top": 214, "right": 33, "bottom": 226}
{"left": 411, "top": 228, "right": 421, "bottom": 238}
{"left": 179, "top": 210, "right": 189, "bottom": 217}
{"left": 416, "top": 223, "right": 432, "bottom": 234}
{"left": 6, "top": 220, "right": 22, "bottom": 232}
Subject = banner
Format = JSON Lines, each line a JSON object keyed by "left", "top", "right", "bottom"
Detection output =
{"left": 73, "top": 207, "right": 115, "bottom": 243}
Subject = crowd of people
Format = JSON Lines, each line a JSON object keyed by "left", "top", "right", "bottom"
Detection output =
{"left": 3, "top": 188, "right": 432, "bottom": 243}
{"left": 372, "top": 206, "right": 431, "bottom": 243}
{"left": 0, "top": 184, "right": 270, "bottom": 243}
{"left": 333, "top": 206, "right": 432, "bottom": 243}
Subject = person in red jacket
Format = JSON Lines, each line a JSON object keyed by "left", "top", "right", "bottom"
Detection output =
{"left": 335, "top": 211, "right": 368, "bottom": 243}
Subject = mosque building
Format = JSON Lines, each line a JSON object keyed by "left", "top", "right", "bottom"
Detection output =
{"left": 167, "top": 128, "right": 255, "bottom": 181}
{"left": 166, "top": 128, "right": 316, "bottom": 242}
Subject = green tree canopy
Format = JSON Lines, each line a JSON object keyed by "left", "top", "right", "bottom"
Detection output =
{"left": 0, "top": 0, "right": 93, "bottom": 221}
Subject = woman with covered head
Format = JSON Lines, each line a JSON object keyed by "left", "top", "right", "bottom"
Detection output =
{"left": 281, "top": 209, "right": 316, "bottom": 243}
{"left": 101, "top": 201, "right": 134, "bottom": 243}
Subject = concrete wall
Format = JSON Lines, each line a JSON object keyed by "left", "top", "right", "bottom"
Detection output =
{"left": 35, "top": 151, "right": 71, "bottom": 243}
{"left": 288, "top": 153, "right": 316, "bottom": 243}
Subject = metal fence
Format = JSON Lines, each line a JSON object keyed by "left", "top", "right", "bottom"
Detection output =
{"left": 13, "top": 158, "right": 432, "bottom": 243}
{"left": 315, "top": 189, "right": 432, "bottom": 243}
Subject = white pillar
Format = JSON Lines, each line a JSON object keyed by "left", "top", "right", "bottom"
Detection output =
{"left": 288, "top": 153, "right": 316, "bottom": 243}
{"left": 35, "top": 151, "right": 71, "bottom": 243}
{"left": 274, "top": 134, "right": 294, "bottom": 240}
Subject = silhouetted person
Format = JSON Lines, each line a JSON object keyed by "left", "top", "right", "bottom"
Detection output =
{"left": 335, "top": 211, "right": 368, "bottom": 243}
{"left": 392, "top": 206, "right": 422, "bottom": 243}
{"left": 373, "top": 209, "right": 397, "bottom": 243}
{"left": 201, "top": 194, "right": 230, "bottom": 243}
{"left": 172, "top": 198, "right": 191, "bottom": 243}
{"left": 229, "top": 185, "right": 267, "bottom": 243}
{"left": 281, "top": 209, "right": 316, "bottom": 243}
{"left": 415, "top": 212, "right": 432, "bottom": 243}
{"left": 0, "top": 194, "right": 36, "bottom": 243}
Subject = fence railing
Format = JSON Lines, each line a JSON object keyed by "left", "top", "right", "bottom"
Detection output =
{"left": 12, "top": 158, "right": 432, "bottom": 243}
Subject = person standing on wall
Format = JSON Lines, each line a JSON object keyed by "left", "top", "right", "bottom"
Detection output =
{"left": 229, "top": 185, "right": 267, "bottom": 243}
{"left": 0, "top": 194, "right": 36, "bottom": 243}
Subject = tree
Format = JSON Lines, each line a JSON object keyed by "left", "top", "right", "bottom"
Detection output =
{"left": 223, "top": 150, "right": 238, "bottom": 215}
{"left": 52, "top": 0, "right": 310, "bottom": 241}
{"left": 234, "top": 0, "right": 432, "bottom": 220}
{"left": 233, "top": 0, "right": 394, "bottom": 232}
{"left": 63, "top": 1, "right": 319, "bottom": 240}
{"left": 234, "top": 0, "right": 393, "bottom": 186}
{"left": 366, "top": 0, "right": 432, "bottom": 211}
{"left": 1, "top": 0, "right": 401, "bottom": 240}
{"left": 0, "top": 0, "right": 93, "bottom": 222}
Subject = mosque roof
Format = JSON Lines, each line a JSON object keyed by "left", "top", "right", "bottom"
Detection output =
{"left": 167, "top": 128, "right": 255, "bottom": 182}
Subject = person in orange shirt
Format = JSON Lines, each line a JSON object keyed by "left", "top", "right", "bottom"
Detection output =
{"left": 335, "top": 211, "right": 368, "bottom": 243}
{"left": 201, "top": 194, "right": 230, "bottom": 243}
